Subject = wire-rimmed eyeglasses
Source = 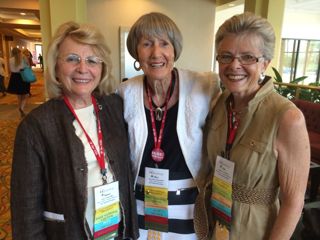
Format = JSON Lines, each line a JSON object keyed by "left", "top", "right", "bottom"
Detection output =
{"left": 216, "top": 54, "right": 264, "bottom": 65}
{"left": 59, "top": 54, "right": 103, "bottom": 67}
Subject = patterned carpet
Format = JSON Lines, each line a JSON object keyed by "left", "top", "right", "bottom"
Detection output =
{"left": 0, "top": 68, "right": 44, "bottom": 240}
{"left": 0, "top": 119, "right": 20, "bottom": 240}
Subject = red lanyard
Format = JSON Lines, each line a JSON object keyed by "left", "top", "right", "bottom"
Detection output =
{"left": 63, "top": 96, "right": 107, "bottom": 179}
{"left": 225, "top": 109, "right": 240, "bottom": 159}
{"left": 146, "top": 78, "right": 173, "bottom": 163}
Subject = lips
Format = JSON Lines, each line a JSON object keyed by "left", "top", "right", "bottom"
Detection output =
{"left": 226, "top": 74, "right": 246, "bottom": 81}
{"left": 73, "top": 78, "right": 90, "bottom": 83}
{"left": 150, "top": 62, "right": 165, "bottom": 68}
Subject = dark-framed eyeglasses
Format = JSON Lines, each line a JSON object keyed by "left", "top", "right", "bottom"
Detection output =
{"left": 216, "top": 54, "right": 264, "bottom": 65}
{"left": 59, "top": 53, "right": 103, "bottom": 67}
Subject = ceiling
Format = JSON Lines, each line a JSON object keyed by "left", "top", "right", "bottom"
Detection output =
{"left": 0, "top": 0, "right": 319, "bottom": 43}
{"left": 0, "top": 7, "right": 41, "bottom": 42}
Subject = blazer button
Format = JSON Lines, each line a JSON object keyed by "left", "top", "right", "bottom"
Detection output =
{"left": 250, "top": 141, "right": 255, "bottom": 147}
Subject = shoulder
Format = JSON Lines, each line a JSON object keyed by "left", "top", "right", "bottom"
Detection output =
{"left": 16, "top": 99, "right": 68, "bottom": 138}
{"left": 118, "top": 74, "right": 144, "bottom": 88}
{"left": 178, "top": 68, "right": 219, "bottom": 83}
{"left": 116, "top": 74, "right": 144, "bottom": 98}
{"left": 274, "top": 98, "right": 308, "bottom": 150}
{"left": 23, "top": 99, "right": 71, "bottom": 126}
{"left": 262, "top": 91, "right": 295, "bottom": 114}
{"left": 178, "top": 68, "right": 220, "bottom": 90}
{"left": 97, "top": 93, "right": 124, "bottom": 116}
{"left": 279, "top": 106, "right": 306, "bottom": 130}
{"left": 99, "top": 93, "right": 123, "bottom": 107}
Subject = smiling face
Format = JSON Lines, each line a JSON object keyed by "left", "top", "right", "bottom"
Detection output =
{"left": 56, "top": 37, "right": 102, "bottom": 107}
{"left": 137, "top": 34, "right": 175, "bottom": 82}
{"left": 217, "top": 33, "right": 270, "bottom": 98}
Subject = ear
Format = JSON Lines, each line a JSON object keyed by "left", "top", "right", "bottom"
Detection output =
{"left": 262, "top": 59, "right": 271, "bottom": 72}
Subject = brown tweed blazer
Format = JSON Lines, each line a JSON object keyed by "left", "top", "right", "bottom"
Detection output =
{"left": 11, "top": 94, "right": 139, "bottom": 240}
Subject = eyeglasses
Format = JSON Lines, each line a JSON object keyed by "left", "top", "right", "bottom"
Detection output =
{"left": 216, "top": 54, "right": 264, "bottom": 65}
{"left": 59, "top": 54, "right": 103, "bottom": 67}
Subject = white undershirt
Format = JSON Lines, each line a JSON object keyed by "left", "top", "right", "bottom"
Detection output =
{"left": 73, "top": 104, "right": 114, "bottom": 234}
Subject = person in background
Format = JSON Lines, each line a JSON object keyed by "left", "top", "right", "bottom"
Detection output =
{"left": 38, "top": 53, "right": 44, "bottom": 71}
{"left": 0, "top": 51, "right": 6, "bottom": 96}
{"left": 23, "top": 48, "right": 35, "bottom": 67}
{"left": 6, "top": 47, "right": 30, "bottom": 117}
{"left": 11, "top": 21, "right": 139, "bottom": 240}
{"left": 22, "top": 48, "right": 35, "bottom": 96}
{"left": 117, "top": 12, "right": 220, "bottom": 239}
{"left": 201, "top": 12, "right": 310, "bottom": 240}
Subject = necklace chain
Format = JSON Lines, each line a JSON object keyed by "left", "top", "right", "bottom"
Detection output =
{"left": 145, "top": 70, "right": 177, "bottom": 121}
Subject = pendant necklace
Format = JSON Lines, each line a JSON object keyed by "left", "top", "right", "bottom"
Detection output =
{"left": 145, "top": 76, "right": 174, "bottom": 164}
{"left": 225, "top": 97, "right": 241, "bottom": 159}
{"left": 147, "top": 73, "right": 176, "bottom": 121}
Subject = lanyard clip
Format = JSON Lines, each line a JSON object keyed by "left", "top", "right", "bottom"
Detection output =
{"left": 101, "top": 168, "right": 107, "bottom": 184}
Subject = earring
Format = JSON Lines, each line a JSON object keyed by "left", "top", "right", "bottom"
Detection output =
{"left": 134, "top": 60, "right": 141, "bottom": 71}
{"left": 258, "top": 72, "right": 265, "bottom": 85}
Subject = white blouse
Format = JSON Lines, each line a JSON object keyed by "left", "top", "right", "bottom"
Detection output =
{"left": 73, "top": 104, "right": 114, "bottom": 234}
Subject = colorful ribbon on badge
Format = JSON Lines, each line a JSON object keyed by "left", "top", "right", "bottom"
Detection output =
{"left": 211, "top": 156, "right": 234, "bottom": 229}
{"left": 94, "top": 202, "right": 120, "bottom": 239}
{"left": 93, "top": 182, "right": 120, "bottom": 240}
{"left": 145, "top": 185, "right": 168, "bottom": 232}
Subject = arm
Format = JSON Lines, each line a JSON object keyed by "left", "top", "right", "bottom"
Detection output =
{"left": 11, "top": 119, "right": 47, "bottom": 239}
{"left": 269, "top": 107, "right": 310, "bottom": 240}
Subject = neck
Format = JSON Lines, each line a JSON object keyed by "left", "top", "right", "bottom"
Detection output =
{"left": 146, "top": 76, "right": 172, "bottom": 107}
{"left": 230, "top": 95, "right": 250, "bottom": 113}
{"left": 65, "top": 95, "right": 93, "bottom": 110}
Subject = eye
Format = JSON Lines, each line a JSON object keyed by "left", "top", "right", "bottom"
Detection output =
{"left": 65, "top": 54, "right": 80, "bottom": 63}
{"left": 86, "top": 56, "right": 101, "bottom": 65}
{"left": 221, "top": 54, "right": 232, "bottom": 59}
{"left": 141, "top": 40, "right": 152, "bottom": 47}
{"left": 220, "top": 55, "right": 233, "bottom": 61}
{"left": 160, "top": 40, "right": 170, "bottom": 47}
{"left": 241, "top": 54, "right": 255, "bottom": 62}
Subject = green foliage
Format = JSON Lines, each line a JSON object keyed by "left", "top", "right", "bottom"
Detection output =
{"left": 272, "top": 67, "right": 320, "bottom": 103}
{"left": 272, "top": 67, "right": 283, "bottom": 82}
{"left": 291, "top": 76, "right": 308, "bottom": 84}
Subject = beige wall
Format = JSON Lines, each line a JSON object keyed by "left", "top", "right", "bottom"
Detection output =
{"left": 87, "top": 0, "right": 216, "bottom": 82}
{"left": 49, "top": 0, "right": 87, "bottom": 35}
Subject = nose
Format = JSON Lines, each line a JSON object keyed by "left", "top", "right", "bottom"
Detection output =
{"left": 151, "top": 44, "right": 161, "bottom": 57}
{"left": 229, "top": 57, "right": 242, "bottom": 68}
{"left": 77, "top": 59, "right": 88, "bottom": 72}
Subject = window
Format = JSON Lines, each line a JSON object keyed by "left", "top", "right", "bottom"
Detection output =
{"left": 280, "top": 38, "right": 320, "bottom": 84}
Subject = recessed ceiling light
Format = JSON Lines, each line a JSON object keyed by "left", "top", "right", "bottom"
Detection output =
{"left": 20, "top": 12, "right": 26, "bottom": 16}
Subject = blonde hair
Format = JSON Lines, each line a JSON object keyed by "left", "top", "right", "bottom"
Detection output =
{"left": 46, "top": 21, "right": 114, "bottom": 99}
{"left": 215, "top": 12, "right": 275, "bottom": 60}
{"left": 11, "top": 47, "right": 23, "bottom": 67}
{"left": 127, "top": 12, "right": 183, "bottom": 61}
{"left": 22, "top": 49, "right": 31, "bottom": 57}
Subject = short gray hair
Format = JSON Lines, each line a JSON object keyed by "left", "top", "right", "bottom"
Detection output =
{"left": 215, "top": 12, "right": 275, "bottom": 60}
{"left": 127, "top": 12, "right": 183, "bottom": 62}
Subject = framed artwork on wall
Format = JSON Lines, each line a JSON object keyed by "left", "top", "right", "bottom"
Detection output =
{"left": 119, "top": 26, "right": 142, "bottom": 81}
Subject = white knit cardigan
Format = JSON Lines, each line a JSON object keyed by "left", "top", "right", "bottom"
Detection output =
{"left": 117, "top": 68, "right": 220, "bottom": 190}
